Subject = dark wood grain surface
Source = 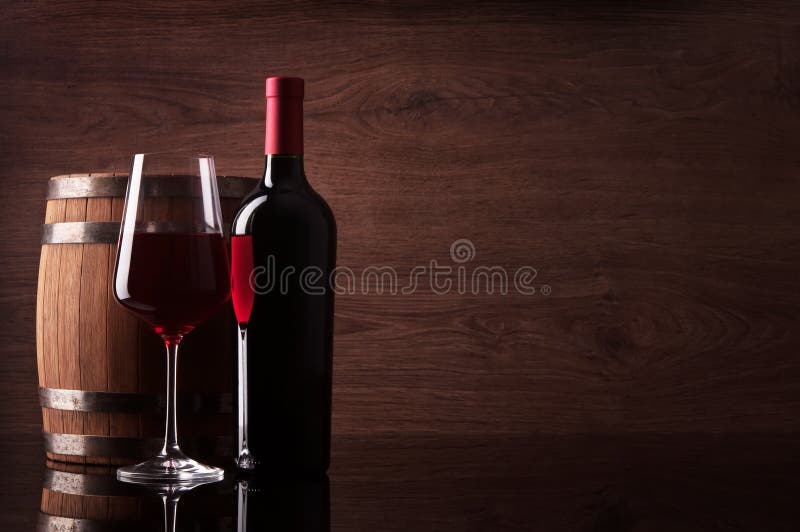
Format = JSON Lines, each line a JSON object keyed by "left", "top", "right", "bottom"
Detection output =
{"left": 1, "top": 1, "right": 799, "bottom": 437}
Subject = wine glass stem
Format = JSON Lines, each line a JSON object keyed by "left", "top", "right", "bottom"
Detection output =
{"left": 162, "top": 338, "right": 182, "bottom": 457}
{"left": 237, "top": 326, "right": 252, "bottom": 463}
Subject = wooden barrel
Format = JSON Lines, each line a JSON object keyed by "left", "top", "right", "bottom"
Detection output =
{"left": 36, "top": 173, "right": 256, "bottom": 465}
{"left": 38, "top": 461, "right": 232, "bottom": 531}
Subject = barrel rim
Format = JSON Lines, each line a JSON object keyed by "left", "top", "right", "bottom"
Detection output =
{"left": 43, "top": 468, "right": 141, "bottom": 496}
{"left": 37, "top": 512, "right": 231, "bottom": 531}
{"left": 37, "top": 513, "right": 148, "bottom": 532}
{"left": 39, "top": 387, "right": 232, "bottom": 414}
{"left": 41, "top": 467, "right": 234, "bottom": 496}
{"left": 41, "top": 221, "right": 234, "bottom": 244}
{"left": 46, "top": 173, "right": 257, "bottom": 200}
{"left": 43, "top": 432, "right": 233, "bottom": 458}
{"left": 48, "top": 172, "right": 257, "bottom": 180}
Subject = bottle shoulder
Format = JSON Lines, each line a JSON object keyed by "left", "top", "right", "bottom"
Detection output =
{"left": 307, "top": 186, "right": 336, "bottom": 227}
{"left": 231, "top": 183, "right": 335, "bottom": 236}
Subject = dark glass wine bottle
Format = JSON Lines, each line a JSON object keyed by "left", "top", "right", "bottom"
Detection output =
{"left": 231, "top": 77, "right": 336, "bottom": 474}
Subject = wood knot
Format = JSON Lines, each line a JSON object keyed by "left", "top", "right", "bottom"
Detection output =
{"left": 387, "top": 89, "right": 443, "bottom": 120}
{"left": 595, "top": 326, "right": 634, "bottom": 360}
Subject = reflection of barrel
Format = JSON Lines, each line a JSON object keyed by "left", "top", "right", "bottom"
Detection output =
{"left": 38, "top": 461, "right": 233, "bottom": 531}
{"left": 36, "top": 173, "right": 256, "bottom": 464}
{"left": 38, "top": 461, "right": 160, "bottom": 530}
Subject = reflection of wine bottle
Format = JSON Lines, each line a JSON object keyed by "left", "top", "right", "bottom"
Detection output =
{"left": 235, "top": 475, "right": 330, "bottom": 531}
{"left": 231, "top": 77, "right": 336, "bottom": 473}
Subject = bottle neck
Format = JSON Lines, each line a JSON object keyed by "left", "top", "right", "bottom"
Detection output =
{"left": 265, "top": 94, "right": 303, "bottom": 155}
{"left": 263, "top": 90, "right": 304, "bottom": 188}
{"left": 262, "top": 154, "right": 305, "bottom": 188}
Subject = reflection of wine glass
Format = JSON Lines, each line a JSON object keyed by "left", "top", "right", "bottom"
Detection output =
{"left": 146, "top": 478, "right": 219, "bottom": 532}
{"left": 236, "top": 479, "right": 250, "bottom": 532}
{"left": 39, "top": 462, "right": 222, "bottom": 530}
{"left": 114, "top": 153, "right": 231, "bottom": 482}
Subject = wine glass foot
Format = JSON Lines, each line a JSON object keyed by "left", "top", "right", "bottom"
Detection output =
{"left": 236, "top": 450, "right": 256, "bottom": 470}
{"left": 117, "top": 454, "right": 224, "bottom": 484}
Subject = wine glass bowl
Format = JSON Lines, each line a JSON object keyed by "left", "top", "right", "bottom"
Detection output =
{"left": 113, "top": 153, "right": 230, "bottom": 483}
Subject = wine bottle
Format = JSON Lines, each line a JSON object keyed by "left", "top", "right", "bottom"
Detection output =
{"left": 231, "top": 77, "right": 336, "bottom": 474}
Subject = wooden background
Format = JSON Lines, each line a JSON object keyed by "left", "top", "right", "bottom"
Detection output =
{"left": 1, "top": 1, "right": 799, "bottom": 439}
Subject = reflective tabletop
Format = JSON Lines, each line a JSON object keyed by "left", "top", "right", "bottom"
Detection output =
{"left": 2, "top": 433, "right": 798, "bottom": 530}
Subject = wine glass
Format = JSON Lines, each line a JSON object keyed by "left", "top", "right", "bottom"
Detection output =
{"left": 113, "top": 152, "right": 231, "bottom": 482}
{"left": 231, "top": 233, "right": 256, "bottom": 469}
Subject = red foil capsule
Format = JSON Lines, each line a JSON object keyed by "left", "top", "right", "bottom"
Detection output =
{"left": 265, "top": 77, "right": 304, "bottom": 155}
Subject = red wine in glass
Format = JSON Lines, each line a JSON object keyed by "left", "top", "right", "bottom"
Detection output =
{"left": 117, "top": 232, "right": 230, "bottom": 337}
{"left": 230, "top": 234, "right": 255, "bottom": 328}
